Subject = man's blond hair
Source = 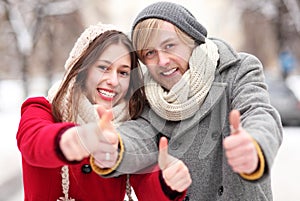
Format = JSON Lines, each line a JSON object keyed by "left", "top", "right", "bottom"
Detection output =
{"left": 132, "top": 18, "right": 196, "bottom": 61}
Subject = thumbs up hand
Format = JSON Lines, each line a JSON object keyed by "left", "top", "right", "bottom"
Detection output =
{"left": 59, "top": 105, "right": 119, "bottom": 167}
{"left": 158, "top": 137, "right": 192, "bottom": 192}
{"left": 223, "top": 110, "right": 259, "bottom": 174}
{"left": 92, "top": 105, "right": 119, "bottom": 168}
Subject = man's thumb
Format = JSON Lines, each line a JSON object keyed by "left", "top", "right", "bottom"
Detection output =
{"left": 158, "top": 137, "right": 169, "bottom": 170}
{"left": 229, "top": 109, "right": 241, "bottom": 134}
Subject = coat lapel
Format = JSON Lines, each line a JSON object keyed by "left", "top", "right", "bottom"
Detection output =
{"left": 175, "top": 82, "right": 227, "bottom": 135}
{"left": 169, "top": 82, "right": 228, "bottom": 158}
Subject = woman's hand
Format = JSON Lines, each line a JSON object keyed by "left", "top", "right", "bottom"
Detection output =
{"left": 59, "top": 106, "right": 119, "bottom": 167}
{"left": 59, "top": 126, "right": 90, "bottom": 161}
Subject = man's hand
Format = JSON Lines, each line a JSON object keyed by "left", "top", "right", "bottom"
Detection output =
{"left": 159, "top": 137, "right": 191, "bottom": 192}
{"left": 223, "top": 110, "right": 259, "bottom": 174}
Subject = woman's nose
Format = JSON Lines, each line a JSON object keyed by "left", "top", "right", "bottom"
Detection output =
{"left": 106, "top": 71, "right": 119, "bottom": 86}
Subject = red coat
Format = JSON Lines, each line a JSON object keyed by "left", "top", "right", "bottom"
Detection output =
{"left": 16, "top": 97, "right": 186, "bottom": 201}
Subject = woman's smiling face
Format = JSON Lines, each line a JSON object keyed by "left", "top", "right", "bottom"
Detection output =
{"left": 85, "top": 43, "right": 131, "bottom": 109}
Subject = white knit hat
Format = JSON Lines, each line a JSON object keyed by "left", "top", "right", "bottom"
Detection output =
{"left": 47, "top": 22, "right": 122, "bottom": 117}
{"left": 64, "top": 22, "right": 122, "bottom": 72}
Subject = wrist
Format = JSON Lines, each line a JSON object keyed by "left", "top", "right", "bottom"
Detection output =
{"left": 90, "top": 132, "right": 124, "bottom": 175}
{"left": 55, "top": 125, "right": 80, "bottom": 164}
{"left": 159, "top": 170, "right": 182, "bottom": 199}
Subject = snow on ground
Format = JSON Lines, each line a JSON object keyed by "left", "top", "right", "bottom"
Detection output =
{"left": 286, "top": 75, "right": 300, "bottom": 101}
{"left": 0, "top": 78, "right": 52, "bottom": 200}
{"left": 0, "top": 80, "right": 24, "bottom": 184}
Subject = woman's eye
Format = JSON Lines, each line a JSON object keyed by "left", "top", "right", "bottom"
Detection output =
{"left": 120, "top": 70, "right": 130, "bottom": 77}
{"left": 118, "top": 66, "right": 131, "bottom": 77}
{"left": 97, "top": 65, "right": 108, "bottom": 71}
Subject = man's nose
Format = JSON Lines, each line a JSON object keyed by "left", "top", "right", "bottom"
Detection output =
{"left": 157, "top": 50, "right": 170, "bottom": 66}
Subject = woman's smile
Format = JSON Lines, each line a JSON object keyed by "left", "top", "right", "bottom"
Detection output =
{"left": 97, "top": 88, "right": 117, "bottom": 101}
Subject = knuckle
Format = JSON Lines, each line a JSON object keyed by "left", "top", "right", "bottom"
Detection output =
{"left": 182, "top": 166, "right": 189, "bottom": 174}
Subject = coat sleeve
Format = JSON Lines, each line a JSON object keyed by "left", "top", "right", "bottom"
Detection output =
{"left": 100, "top": 106, "right": 160, "bottom": 177}
{"left": 16, "top": 97, "right": 76, "bottom": 167}
{"left": 230, "top": 53, "right": 283, "bottom": 179}
{"left": 130, "top": 167, "right": 187, "bottom": 201}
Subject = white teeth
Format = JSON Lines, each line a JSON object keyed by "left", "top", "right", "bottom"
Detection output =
{"left": 99, "top": 90, "right": 116, "bottom": 98}
{"left": 162, "top": 68, "right": 176, "bottom": 76}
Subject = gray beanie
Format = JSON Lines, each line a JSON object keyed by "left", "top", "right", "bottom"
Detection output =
{"left": 132, "top": 1, "right": 207, "bottom": 44}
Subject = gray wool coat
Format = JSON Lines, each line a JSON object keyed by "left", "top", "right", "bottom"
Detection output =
{"left": 110, "top": 38, "right": 283, "bottom": 201}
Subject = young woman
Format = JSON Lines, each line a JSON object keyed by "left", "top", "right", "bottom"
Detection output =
{"left": 16, "top": 22, "right": 191, "bottom": 201}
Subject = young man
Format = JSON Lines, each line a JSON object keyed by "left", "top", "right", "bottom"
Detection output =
{"left": 92, "top": 2, "right": 283, "bottom": 200}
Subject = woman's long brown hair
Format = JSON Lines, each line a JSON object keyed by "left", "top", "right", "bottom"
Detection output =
{"left": 52, "top": 30, "right": 145, "bottom": 122}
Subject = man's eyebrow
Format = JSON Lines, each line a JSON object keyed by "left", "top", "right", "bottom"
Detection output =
{"left": 144, "top": 36, "right": 177, "bottom": 49}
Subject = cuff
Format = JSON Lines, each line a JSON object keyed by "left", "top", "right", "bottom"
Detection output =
{"left": 159, "top": 170, "right": 185, "bottom": 200}
{"left": 90, "top": 132, "right": 124, "bottom": 175}
{"left": 240, "top": 139, "right": 265, "bottom": 181}
{"left": 55, "top": 125, "right": 80, "bottom": 164}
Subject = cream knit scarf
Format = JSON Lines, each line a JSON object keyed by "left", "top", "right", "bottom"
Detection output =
{"left": 76, "top": 93, "right": 129, "bottom": 126}
{"left": 144, "top": 38, "right": 219, "bottom": 121}
{"left": 47, "top": 80, "right": 130, "bottom": 126}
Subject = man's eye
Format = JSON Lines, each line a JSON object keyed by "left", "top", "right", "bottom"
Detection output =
{"left": 145, "top": 50, "right": 156, "bottom": 59}
{"left": 165, "top": 44, "right": 174, "bottom": 49}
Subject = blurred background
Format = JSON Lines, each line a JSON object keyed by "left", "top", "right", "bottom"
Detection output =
{"left": 0, "top": 0, "right": 299, "bottom": 200}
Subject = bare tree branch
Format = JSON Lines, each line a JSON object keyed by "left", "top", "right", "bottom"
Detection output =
{"left": 282, "top": 0, "right": 300, "bottom": 33}
{"left": 6, "top": 3, "right": 33, "bottom": 55}
{"left": 42, "top": 0, "right": 79, "bottom": 16}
